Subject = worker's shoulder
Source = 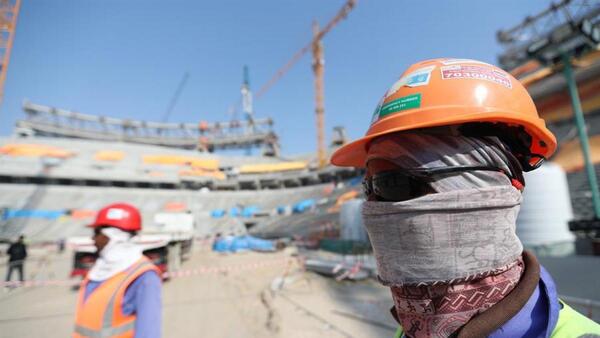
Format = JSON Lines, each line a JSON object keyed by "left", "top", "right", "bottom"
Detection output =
{"left": 127, "top": 269, "right": 162, "bottom": 295}
{"left": 552, "top": 301, "right": 600, "bottom": 337}
{"left": 128, "top": 258, "right": 162, "bottom": 283}
{"left": 134, "top": 269, "right": 162, "bottom": 284}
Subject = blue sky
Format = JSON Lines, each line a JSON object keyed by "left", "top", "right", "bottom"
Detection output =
{"left": 2, "top": 0, "right": 551, "bottom": 155}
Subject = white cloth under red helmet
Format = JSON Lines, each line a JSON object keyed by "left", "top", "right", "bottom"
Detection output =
{"left": 88, "top": 227, "right": 142, "bottom": 281}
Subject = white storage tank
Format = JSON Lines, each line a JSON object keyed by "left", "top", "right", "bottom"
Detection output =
{"left": 517, "top": 162, "right": 575, "bottom": 256}
{"left": 340, "top": 199, "right": 369, "bottom": 242}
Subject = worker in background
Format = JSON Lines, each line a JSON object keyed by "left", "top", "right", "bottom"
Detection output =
{"left": 5, "top": 234, "right": 27, "bottom": 285}
{"left": 331, "top": 58, "right": 600, "bottom": 337}
{"left": 73, "top": 203, "right": 162, "bottom": 338}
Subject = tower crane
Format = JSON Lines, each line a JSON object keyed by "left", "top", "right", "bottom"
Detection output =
{"left": 250, "top": 0, "right": 357, "bottom": 166}
{"left": 0, "top": 0, "right": 21, "bottom": 107}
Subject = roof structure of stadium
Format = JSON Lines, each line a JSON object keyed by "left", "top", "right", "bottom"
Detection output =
{"left": 18, "top": 101, "right": 281, "bottom": 156}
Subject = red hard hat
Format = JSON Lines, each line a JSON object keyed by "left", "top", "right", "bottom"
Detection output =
{"left": 88, "top": 203, "right": 142, "bottom": 232}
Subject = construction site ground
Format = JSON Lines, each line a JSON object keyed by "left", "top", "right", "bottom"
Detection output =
{"left": 0, "top": 245, "right": 397, "bottom": 338}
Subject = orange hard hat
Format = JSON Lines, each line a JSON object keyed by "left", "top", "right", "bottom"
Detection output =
{"left": 88, "top": 203, "right": 142, "bottom": 232}
{"left": 331, "top": 58, "right": 557, "bottom": 169}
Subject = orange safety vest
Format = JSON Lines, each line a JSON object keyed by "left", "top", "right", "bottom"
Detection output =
{"left": 73, "top": 257, "right": 161, "bottom": 338}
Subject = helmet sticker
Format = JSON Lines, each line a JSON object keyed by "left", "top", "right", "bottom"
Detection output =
{"left": 440, "top": 65, "right": 512, "bottom": 89}
{"left": 441, "top": 58, "right": 493, "bottom": 66}
{"left": 385, "top": 65, "right": 435, "bottom": 98}
{"left": 106, "top": 208, "right": 129, "bottom": 220}
{"left": 377, "top": 93, "right": 422, "bottom": 119}
{"left": 371, "top": 97, "right": 384, "bottom": 124}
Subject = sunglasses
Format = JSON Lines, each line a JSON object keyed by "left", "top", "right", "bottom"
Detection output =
{"left": 363, "top": 165, "right": 508, "bottom": 202}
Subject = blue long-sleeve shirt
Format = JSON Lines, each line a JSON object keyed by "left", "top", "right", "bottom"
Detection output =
{"left": 84, "top": 271, "right": 162, "bottom": 338}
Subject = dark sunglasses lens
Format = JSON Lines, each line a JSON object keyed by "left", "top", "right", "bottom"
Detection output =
{"left": 371, "top": 173, "right": 418, "bottom": 201}
{"left": 93, "top": 228, "right": 102, "bottom": 236}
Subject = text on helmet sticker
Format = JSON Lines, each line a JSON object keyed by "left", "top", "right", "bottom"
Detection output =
{"left": 376, "top": 93, "right": 422, "bottom": 119}
{"left": 106, "top": 208, "right": 129, "bottom": 220}
{"left": 385, "top": 65, "right": 435, "bottom": 98}
{"left": 440, "top": 65, "right": 512, "bottom": 89}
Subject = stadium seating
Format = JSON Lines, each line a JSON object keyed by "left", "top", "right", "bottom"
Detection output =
{"left": 0, "top": 182, "right": 337, "bottom": 241}
{"left": 0, "top": 143, "right": 73, "bottom": 158}
{"left": 238, "top": 161, "right": 307, "bottom": 174}
{"left": 0, "top": 136, "right": 357, "bottom": 191}
{"left": 0, "top": 135, "right": 362, "bottom": 242}
{"left": 94, "top": 150, "right": 125, "bottom": 162}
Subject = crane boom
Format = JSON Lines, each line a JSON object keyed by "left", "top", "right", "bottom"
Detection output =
{"left": 252, "top": 0, "right": 356, "bottom": 167}
{"left": 162, "top": 72, "right": 189, "bottom": 123}
{"left": 0, "top": 0, "right": 21, "bottom": 107}
{"left": 255, "top": 0, "right": 356, "bottom": 100}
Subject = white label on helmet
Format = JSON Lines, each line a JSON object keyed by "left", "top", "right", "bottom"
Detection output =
{"left": 440, "top": 65, "right": 512, "bottom": 89}
{"left": 371, "top": 96, "right": 385, "bottom": 124}
{"left": 385, "top": 65, "right": 435, "bottom": 98}
{"left": 441, "top": 58, "right": 493, "bottom": 66}
{"left": 106, "top": 208, "right": 129, "bottom": 220}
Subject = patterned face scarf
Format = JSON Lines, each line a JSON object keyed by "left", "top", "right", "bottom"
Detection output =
{"left": 362, "top": 132, "right": 525, "bottom": 338}
{"left": 390, "top": 257, "right": 524, "bottom": 337}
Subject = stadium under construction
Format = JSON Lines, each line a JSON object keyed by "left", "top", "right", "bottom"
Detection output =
{"left": 2, "top": 1, "right": 600, "bottom": 337}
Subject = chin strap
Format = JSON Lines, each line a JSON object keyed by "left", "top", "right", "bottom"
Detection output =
{"left": 511, "top": 178, "right": 525, "bottom": 192}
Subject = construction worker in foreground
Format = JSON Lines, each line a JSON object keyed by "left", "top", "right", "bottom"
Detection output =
{"left": 73, "top": 203, "right": 162, "bottom": 338}
{"left": 331, "top": 58, "right": 600, "bottom": 338}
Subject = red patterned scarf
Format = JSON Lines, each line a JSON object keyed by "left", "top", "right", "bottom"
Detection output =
{"left": 390, "top": 257, "right": 524, "bottom": 338}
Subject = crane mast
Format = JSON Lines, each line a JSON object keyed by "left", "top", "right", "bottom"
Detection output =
{"left": 245, "top": 0, "right": 356, "bottom": 165}
{"left": 312, "top": 21, "right": 326, "bottom": 168}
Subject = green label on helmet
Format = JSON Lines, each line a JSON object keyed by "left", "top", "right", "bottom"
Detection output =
{"left": 378, "top": 93, "right": 421, "bottom": 118}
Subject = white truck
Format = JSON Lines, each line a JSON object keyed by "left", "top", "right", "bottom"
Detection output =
{"left": 69, "top": 212, "right": 195, "bottom": 279}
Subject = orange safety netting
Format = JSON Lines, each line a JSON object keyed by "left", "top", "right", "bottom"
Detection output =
{"left": 179, "top": 168, "right": 225, "bottom": 180}
{"left": 94, "top": 150, "right": 125, "bottom": 162}
{"left": 0, "top": 143, "right": 74, "bottom": 158}
{"left": 322, "top": 183, "right": 335, "bottom": 196}
{"left": 238, "top": 161, "right": 307, "bottom": 174}
{"left": 70, "top": 209, "right": 97, "bottom": 219}
{"left": 164, "top": 202, "right": 187, "bottom": 212}
{"left": 328, "top": 190, "right": 360, "bottom": 213}
{"left": 143, "top": 155, "right": 219, "bottom": 170}
{"left": 147, "top": 171, "right": 166, "bottom": 177}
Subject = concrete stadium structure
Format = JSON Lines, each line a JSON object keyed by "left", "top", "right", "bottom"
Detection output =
{"left": 0, "top": 132, "right": 361, "bottom": 243}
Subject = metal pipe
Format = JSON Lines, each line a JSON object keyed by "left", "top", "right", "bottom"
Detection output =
{"left": 562, "top": 52, "right": 600, "bottom": 218}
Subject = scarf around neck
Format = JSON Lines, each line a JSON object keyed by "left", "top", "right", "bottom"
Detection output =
{"left": 362, "top": 186, "right": 524, "bottom": 337}
{"left": 88, "top": 227, "right": 143, "bottom": 282}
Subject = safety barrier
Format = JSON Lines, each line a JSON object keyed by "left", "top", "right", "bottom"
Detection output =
{"left": 1, "top": 256, "right": 295, "bottom": 288}
{"left": 3, "top": 256, "right": 598, "bottom": 322}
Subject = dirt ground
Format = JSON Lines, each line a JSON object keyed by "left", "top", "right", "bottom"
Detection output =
{"left": 0, "top": 245, "right": 397, "bottom": 338}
